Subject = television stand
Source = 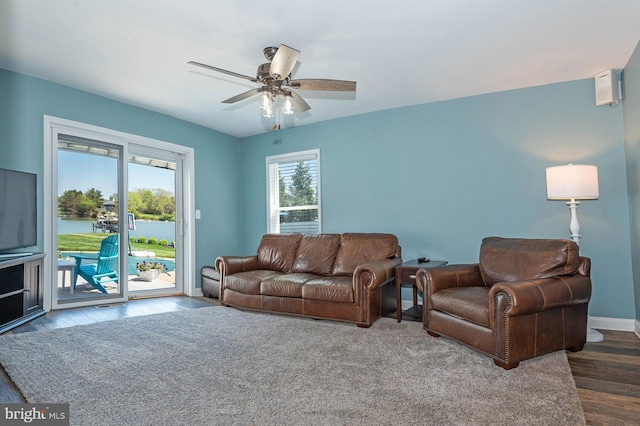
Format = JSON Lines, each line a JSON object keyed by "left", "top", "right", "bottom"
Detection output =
{"left": 0, "top": 252, "right": 33, "bottom": 259}
{"left": 0, "top": 253, "right": 45, "bottom": 334}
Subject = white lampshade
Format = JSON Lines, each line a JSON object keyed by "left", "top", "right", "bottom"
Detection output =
{"left": 546, "top": 164, "right": 599, "bottom": 200}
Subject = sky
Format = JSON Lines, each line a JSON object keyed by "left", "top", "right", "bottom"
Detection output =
{"left": 58, "top": 151, "right": 175, "bottom": 198}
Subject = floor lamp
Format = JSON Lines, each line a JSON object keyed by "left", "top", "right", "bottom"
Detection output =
{"left": 546, "top": 164, "right": 603, "bottom": 343}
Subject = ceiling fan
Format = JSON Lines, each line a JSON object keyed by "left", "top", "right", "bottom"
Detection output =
{"left": 188, "top": 44, "right": 356, "bottom": 119}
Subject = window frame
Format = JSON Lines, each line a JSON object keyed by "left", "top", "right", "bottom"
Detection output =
{"left": 265, "top": 149, "right": 321, "bottom": 234}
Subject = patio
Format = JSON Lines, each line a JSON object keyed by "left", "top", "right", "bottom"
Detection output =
{"left": 56, "top": 264, "right": 177, "bottom": 301}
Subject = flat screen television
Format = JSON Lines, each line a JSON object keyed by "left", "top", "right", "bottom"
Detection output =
{"left": 0, "top": 168, "right": 37, "bottom": 251}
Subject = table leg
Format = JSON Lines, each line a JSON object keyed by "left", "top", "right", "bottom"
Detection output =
{"left": 396, "top": 280, "right": 402, "bottom": 323}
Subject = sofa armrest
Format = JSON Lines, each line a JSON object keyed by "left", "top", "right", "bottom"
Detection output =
{"left": 215, "top": 255, "right": 259, "bottom": 277}
{"left": 353, "top": 257, "right": 402, "bottom": 301}
{"left": 489, "top": 275, "right": 592, "bottom": 321}
{"left": 416, "top": 264, "right": 483, "bottom": 296}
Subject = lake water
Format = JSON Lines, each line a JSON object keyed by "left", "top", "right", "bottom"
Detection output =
{"left": 58, "top": 218, "right": 175, "bottom": 242}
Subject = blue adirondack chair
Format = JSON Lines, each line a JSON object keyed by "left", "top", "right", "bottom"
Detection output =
{"left": 71, "top": 234, "right": 119, "bottom": 294}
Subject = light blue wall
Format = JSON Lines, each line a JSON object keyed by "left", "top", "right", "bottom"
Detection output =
{"left": 239, "top": 79, "right": 635, "bottom": 320}
{"left": 2, "top": 66, "right": 637, "bottom": 320}
{"left": 0, "top": 68, "right": 243, "bottom": 283}
{"left": 623, "top": 41, "right": 640, "bottom": 320}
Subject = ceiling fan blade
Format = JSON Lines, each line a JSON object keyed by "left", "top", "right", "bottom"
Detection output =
{"left": 288, "top": 79, "right": 356, "bottom": 92}
{"left": 188, "top": 61, "right": 258, "bottom": 83}
{"left": 269, "top": 44, "right": 300, "bottom": 81}
{"left": 221, "top": 88, "right": 262, "bottom": 104}
{"left": 290, "top": 91, "right": 311, "bottom": 112}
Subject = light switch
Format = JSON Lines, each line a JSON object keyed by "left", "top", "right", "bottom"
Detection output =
{"left": 195, "top": 209, "right": 201, "bottom": 219}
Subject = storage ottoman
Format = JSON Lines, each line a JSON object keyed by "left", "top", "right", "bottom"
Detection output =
{"left": 201, "top": 266, "right": 220, "bottom": 298}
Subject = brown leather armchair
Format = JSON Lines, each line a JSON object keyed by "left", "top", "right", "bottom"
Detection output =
{"left": 416, "top": 237, "right": 591, "bottom": 369}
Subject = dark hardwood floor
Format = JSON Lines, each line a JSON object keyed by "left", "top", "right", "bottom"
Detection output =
{"left": 567, "top": 329, "right": 640, "bottom": 425}
{"left": 1, "top": 297, "right": 639, "bottom": 425}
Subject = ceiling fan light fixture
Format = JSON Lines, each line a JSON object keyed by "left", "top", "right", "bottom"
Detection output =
{"left": 262, "top": 101, "right": 274, "bottom": 118}
{"left": 260, "top": 90, "right": 275, "bottom": 117}
{"left": 188, "top": 44, "right": 357, "bottom": 128}
{"left": 260, "top": 91, "right": 272, "bottom": 110}
{"left": 282, "top": 92, "right": 294, "bottom": 115}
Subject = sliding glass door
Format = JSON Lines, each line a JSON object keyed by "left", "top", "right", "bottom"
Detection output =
{"left": 55, "top": 135, "right": 125, "bottom": 305}
{"left": 44, "top": 116, "right": 196, "bottom": 311}
{"left": 127, "top": 145, "right": 183, "bottom": 297}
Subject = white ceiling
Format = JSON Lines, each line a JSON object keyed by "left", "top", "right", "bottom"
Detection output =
{"left": 1, "top": 0, "right": 640, "bottom": 138}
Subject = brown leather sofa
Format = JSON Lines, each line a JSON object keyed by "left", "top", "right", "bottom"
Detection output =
{"left": 416, "top": 237, "right": 591, "bottom": 369}
{"left": 215, "top": 233, "right": 401, "bottom": 327}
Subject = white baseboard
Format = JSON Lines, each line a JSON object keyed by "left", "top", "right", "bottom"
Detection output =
{"left": 192, "top": 288, "right": 204, "bottom": 297}
{"left": 588, "top": 316, "right": 638, "bottom": 333}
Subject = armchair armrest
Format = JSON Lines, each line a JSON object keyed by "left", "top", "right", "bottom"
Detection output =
{"left": 416, "top": 264, "right": 483, "bottom": 295}
{"left": 215, "top": 255, "right": 259, "bottom": 277}
{"left": 489, "top": 275, "right": 591, "bottom": 319}
{"left": 70, "top": 253, "right": 98, "bottom": 264}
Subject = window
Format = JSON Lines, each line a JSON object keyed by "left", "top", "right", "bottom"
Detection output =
{"left": 266, "top": 149, "right": 321, "bottom": 234}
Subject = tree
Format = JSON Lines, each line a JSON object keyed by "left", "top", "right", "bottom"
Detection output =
{"left": 59, "top": 186, "right": 175, "bottom": 220}
{"left": 58, "top": 189, "right": 85, "bottom": 217}
{"left": 154, "top": 189, "right": 175, "bottom": 215}
{"left": 279, "top": 175, "right": 290, "bottom": 207}
{"left": 288, "top": 161, "right": 317, "bottom": 222}
{"left": 140, "top": 189, "right": 159, "bottom": 215}
{"left": 84, "top": 188, "right": 103, "bottom": 208}
{"left": 127, "top": 191, "right": 143, "bottom": 217}
{"left": 127, "top": 188, "right": 175, "bottom": 219}
{"left": 76, "top": 198, "right": 95, "bottom": 217}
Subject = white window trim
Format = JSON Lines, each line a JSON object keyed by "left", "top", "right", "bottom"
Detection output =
{"left": 265, "top": 149, "right": 321, "bottom": 234}
{"left": 43, "top": 116, "right": 197, "bottom": 311}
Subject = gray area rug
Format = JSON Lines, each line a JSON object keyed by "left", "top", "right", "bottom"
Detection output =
{"left": 0, "top": 306, "right": 585, "bottom": 425}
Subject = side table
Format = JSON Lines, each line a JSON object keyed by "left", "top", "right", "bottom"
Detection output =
{"left": 57, "top": 259, "right": 76, "bottom": 294}
{"left": 395, "top": 259, "right": 447, "bottom": 322}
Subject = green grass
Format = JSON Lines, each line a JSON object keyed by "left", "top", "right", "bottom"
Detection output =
{"left": 58, "top": 233, "right": 176, "bottom": 258}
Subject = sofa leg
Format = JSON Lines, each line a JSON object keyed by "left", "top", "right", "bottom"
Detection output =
{"left": 427, "top": 331, "right": 441, "bottom": 337}
{"left": 494, "top": 359, "right": 519, "bottom": 370}
{"left": 566, "top": 343, "right": 585, "bottom": 352}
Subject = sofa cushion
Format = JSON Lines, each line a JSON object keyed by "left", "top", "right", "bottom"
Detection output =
{"left": 257, "top": 233, "right": 303, "bottom": 272}
{"left": 291, "top": 234, "right": 341, "bottom": 275}
{"left": 479, "top": 237, "right": 580, "bottom": 287}
{"left": 260, "top": 273, "right": 317, "bottom": 298}
{"left": 302, "top": 276, "right": 354, "bottom": 303}
{"left": 225, "top": 270, "right": 284, "bottom": 295}
{"left": 431, "top": 287, "right": 491, "bottom": 327}
{"left": 332, "top": 233, "right": 398, "bottom": 276}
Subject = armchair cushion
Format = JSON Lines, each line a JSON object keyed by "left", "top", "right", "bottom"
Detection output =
{"left": 479, "top": 237, "right": 580, "bottom": 286}
{"left": 431, "top": 287, "right": 491, "bottom": 327}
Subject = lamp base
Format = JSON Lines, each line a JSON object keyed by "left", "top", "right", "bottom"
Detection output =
{"left": 586, "top": 326, "right": 604, "bottom": 343}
